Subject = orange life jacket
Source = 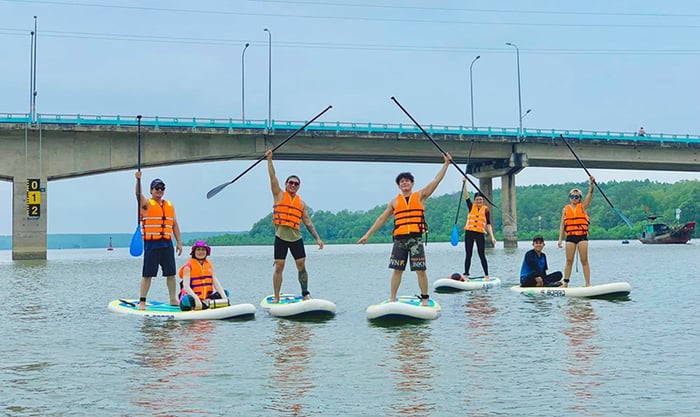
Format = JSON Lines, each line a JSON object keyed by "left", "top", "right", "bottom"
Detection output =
{"left": 141, "top": 199, "right": 175, "bottom": 241}
{"left": 564, "top": 204, "right": 589, "bottom": 236}
{"left": 178, "top": 258, "right": 214, "bottom": 300}
{"left": 273, "top": 192, "right": 305, "bottom": 230}
{"left": 393, "top": 192, "right": 427, "bottom": 236}
{"left": 465, "top": 204, "right": 488, "bottom": 233}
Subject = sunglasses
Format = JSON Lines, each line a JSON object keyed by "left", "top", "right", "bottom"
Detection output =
{"left": 569, "top": 194, "right": 581, "bottom": 200}
{"left": 154, "top": 185, "right": 166, "bottom": 191}
{"left": 287, "top": 181, "right": 300, "bottom": 186}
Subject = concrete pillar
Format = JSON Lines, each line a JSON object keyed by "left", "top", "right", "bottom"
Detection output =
{"left": 501, "top": 173, "right": 518, "bottom": 248}
{"left": 12, "top": 127, "right": 47, "bottom": 260}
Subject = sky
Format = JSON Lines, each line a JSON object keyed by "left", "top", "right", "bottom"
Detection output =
{"left": 1, "top": 0, "right": 699, "bottom": 235}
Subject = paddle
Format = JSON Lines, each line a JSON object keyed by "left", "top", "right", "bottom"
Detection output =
{"left": 451, "top": 140, "right": 475, "bottom": 246}
{"left": 119, "top": 299, "right": 137, "bottom": 307}
{"left": 390, "top": 97, "right": 497, "bottom": 208}
{"left": 129, "top": 115, "right": 144, "bottom": 257}
{"left": 206, "top": 105, "right": 333, "bottom": 199}
{"left": 559, "top": 134, "right": 633, "bottom": 229}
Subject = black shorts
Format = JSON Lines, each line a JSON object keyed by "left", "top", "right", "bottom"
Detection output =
{"left": 566, "top": 235, "right": 588, "bottom": 244}
{"left": 274, "top": 236, "right": 306, "bottom": 260}
{"left": 389, "top": 236, "right": 426, "bottom": 271}
{"left": 142, "top": 246, "right": 176, "bottom": 277}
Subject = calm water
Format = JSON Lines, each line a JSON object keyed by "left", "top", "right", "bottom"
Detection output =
{"left": 1, "top": 240, "right": 698, "bottom": 417}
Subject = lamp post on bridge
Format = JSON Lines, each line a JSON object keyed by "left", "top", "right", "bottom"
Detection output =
{"left": 263, "top": 28, "right": 272, "bottom": 132}
{"left": 241, "top": 42, "right": 249, "bottom": 122}
{"left": 469, "top": 55, "right": 480, "bottom": 130}
{"left": 505, "top": 42, "right": 523, "bottom": 139}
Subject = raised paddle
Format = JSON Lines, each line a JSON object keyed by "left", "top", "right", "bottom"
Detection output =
{"left": 451, "top": 140, "right": 475, "bottom": 246}
{"left": 129, "top": 115, "right": 144, "bottom": 257}
{"left": 206, "top": 105, "right": 333, "bottom": 199}
{"left": 559, "top": 134, "right": 634, "bottom": 229}
{"left": 390, "top": 97, "right": 497, "bottom": 208}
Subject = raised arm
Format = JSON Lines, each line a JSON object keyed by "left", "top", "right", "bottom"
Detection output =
{"left": 135, "top": 171, "right": 149, "bottom": 212}
{"left": 419, "top": 153, "right": 451, "bottom": 201}
{"left": 266, "top": 150, "right": 283, "bottom": 201}
{"left": 582, "top": 176, "right": 595, "bottom": 210}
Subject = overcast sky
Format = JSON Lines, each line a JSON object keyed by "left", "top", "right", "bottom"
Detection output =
{"left": 1, "top": 0, "right": 699, "bottom": 235}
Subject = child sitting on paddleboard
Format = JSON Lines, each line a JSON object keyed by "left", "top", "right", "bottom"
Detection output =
{"left": 178, "top": 240, "right": 229, "bottom": 310}
{"left": 519, "top": 235, "right": 563, "bottom": 287}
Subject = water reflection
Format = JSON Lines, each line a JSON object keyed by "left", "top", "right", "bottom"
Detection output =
{"left": 563, "top": 300, "right": 602, "bottom": 414}
{"left": 265, "top": 320, "right": 316, "bottom": 417}
{"left": 129, "top": 319, "right": 216, "bottom": 416}
{"left": 386, "top": 325, "right": 436, "bottom": 417}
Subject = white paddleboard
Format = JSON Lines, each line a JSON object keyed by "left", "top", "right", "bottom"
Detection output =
{"left": 433, "top": 276, "right": 501, "bottom": 292}
{"left": 260, "top": 294, "right": 336, "bottom": 318}
{"left": 510, "top": 282, "right": 632, "bottom": 298}
{"left": 108, "top": 299, "right": 256, "bottom": 320}
{"left": 366, "top": 296, "right": 441, "bottom": 320}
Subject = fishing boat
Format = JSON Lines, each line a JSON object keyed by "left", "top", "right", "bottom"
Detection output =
{"left": 639, "top": 215, "right": 695, "bottom": 244}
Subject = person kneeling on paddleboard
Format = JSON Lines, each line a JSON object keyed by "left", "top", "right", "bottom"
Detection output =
{"left": 178, "top": 240, "right": 229, "bottom": 311}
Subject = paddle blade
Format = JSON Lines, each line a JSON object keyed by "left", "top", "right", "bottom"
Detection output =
{"left": 129, "top": 224, "right": 143, "bottom": 257}
{"left": 450, "top": 225, "right": 459, "bottom": 246}
{"left": 614, "top": 207, "right": 634, "bottom": 229}
{"left": 206, "top": 181, "right": 231, "bottom": 199}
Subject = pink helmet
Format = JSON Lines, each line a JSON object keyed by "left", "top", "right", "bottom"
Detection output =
{"left": 190, "top": 240, "right": 211, "bottom": 256}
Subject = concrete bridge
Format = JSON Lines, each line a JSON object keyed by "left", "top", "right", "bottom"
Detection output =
{"left": 2, "top": 113, "right": 699, "bottom": 259}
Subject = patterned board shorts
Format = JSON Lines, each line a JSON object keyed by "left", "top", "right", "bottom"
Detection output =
{"left": 389, "top": 236, "right": 426, "bottom": 271}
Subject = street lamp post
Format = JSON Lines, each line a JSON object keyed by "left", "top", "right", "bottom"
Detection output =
{"left": 505, "top": 42, "right": 523, "bottom": 138}
{"left": 263, "top": 28, "right": 272, "bottom": 132}
{"left": 469, "top": 55, "right": 480, "bottom": 130}
{"left": 241, "top": 42, "right": 249, "bottom": 122}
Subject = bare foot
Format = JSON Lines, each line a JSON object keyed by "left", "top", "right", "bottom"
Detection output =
{"left": 484, "top": 275, "right": 490, "bottom": 281}
{"left": 462, "top": 275, "right": 469, "bottom": 281}
{"left": 302, "top": 295, "right": 311, "bottom": 301}
{"left": 138, "top": 301, "right": 146, "bottom": 311}
{"left": 421, "top": 300, "right": 430, "bottom": 307}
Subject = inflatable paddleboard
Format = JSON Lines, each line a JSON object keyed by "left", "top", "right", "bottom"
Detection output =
{"left": 260, "top": 294, "right": 336, "bottom": 318}
{"left": 433, "top": 276, "right": 501, "bottom": 292}
{"left": 510, "top": 282, "right": 632, "bottom": 299}
{"left": 108, "top": 299, "right": 256, "bottom": 320}
{"left": 366, "top": 296, "right": 441, "bottom": 320}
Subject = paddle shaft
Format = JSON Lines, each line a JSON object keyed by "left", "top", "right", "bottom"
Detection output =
{"left": 136, "top": 115, "right": 142, "bottom": 221}
{"left": 206, "top": 105, "right": 333, "bottom": 199}
{"left": 559, "top": 134, "right": 617, "bottom": 210}
{"left": 390, "top": 97, "right": 496, "bottom": 208}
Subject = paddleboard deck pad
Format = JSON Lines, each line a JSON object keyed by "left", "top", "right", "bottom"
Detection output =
{"left": 366, "top": 296, "right": 441, "bottom": 320}
{"left": 433, "top": 276, "right": 501, "bottom": 292}
{"left": 260, "top": 294, "right": 336, "bottom": 318}
{"left": 108, "top": 299, "right": 256, "bottom": 320}
{"left": 511, "top": 282, "right": 632, "bottom": 299}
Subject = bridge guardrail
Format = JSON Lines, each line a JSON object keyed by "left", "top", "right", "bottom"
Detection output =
{"left": 1, "top": 112, "right": 697, "bottom": 144}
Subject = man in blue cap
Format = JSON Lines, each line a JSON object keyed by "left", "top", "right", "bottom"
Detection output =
{"left": 135, "top": 172, "right": 183, "bottom": 310}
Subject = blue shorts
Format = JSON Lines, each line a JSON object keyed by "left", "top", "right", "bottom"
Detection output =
{"left": 142, "top": 246, "right": 176, "bottom": 277}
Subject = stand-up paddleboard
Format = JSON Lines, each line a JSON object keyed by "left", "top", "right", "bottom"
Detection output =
{"left": 366, "top": 296, "right": 441, "bottom": 320}
{"left": 433, "top": 275, "right": 501, "bottom": 293}
{"left": 260, "top": 294, "right": 336, "bottom": 318}
{"left": 108, "top": 299, "right": 256, "bottom": 320}
{"left": 511, "top": 282, "right": 632, "bottom": 299}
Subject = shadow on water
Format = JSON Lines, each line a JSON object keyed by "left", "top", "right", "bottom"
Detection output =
{"left": 383, "top": 324, "right": 436, "bottom": 417}
{"left": 129, "top": 319, "right": 217, "bottom": 416}
{"left": 368, "top": 317, "right": 432, "bottom": 328}
{"left": 563, "top": 299, "right": 602, "bottom": 415}
{"left": 264, "top": 320, "right": 317, "bottom": 417}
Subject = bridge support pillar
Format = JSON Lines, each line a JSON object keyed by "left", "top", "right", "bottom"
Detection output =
{"left": 477, "top": 178, "right": 495, "bottom": 248}
{"left": 500, "top": 173, "right": 518, "bottom": 248}
{"left": 11, "top": 128, "right": 48, "bottom": 260}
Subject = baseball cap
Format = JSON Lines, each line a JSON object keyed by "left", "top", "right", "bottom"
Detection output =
{"left": 150, "top": 178, "right": 165, "bottom": 189}
{"left": 532, "top": 235, "right": 545, "bottom": 243}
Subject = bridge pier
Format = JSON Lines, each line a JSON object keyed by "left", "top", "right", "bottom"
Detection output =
{"left": 12, "top": 174, "right": 48, "bottom": 259}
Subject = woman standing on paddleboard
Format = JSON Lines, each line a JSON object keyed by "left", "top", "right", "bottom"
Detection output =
{"left": 557, "top": 176, "right": 595, "bottom": 287}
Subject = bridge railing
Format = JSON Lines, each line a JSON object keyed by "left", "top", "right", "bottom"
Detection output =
{"left": 1, "top": 112, "right": 698, "bottom": 144}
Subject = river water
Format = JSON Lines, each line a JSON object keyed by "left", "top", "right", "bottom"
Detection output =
{"left": 1, "top": 240, "right": 698, "bottom": 416}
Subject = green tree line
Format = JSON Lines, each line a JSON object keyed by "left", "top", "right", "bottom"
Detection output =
{"left": 201, "top": 179, "right": 699, "bottom": 246}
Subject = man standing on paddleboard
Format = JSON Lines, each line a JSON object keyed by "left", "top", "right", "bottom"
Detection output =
{"left": 266, "top": 150, "right": 324, "bottom": 304}
{"left": 357, "top": 153, "right": 451, "bottom": 306}
{"left": 135, "top": 173, "right": 183, "bottom": 310}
